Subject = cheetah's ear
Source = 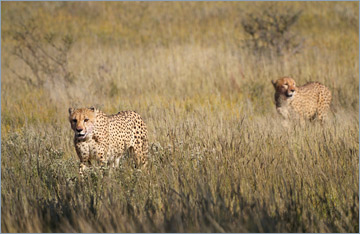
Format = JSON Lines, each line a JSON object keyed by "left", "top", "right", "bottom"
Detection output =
{"left": 68, "top": 108, "right": 73, "bottom": 115}
{"left": 89, "top": 107, "right": 95, "bottom": 112}
{"left": 271, "top": 80, "right": 277, "bottom": 89}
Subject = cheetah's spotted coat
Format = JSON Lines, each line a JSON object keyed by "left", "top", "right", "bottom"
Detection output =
{"left": 271, "top": 77, "right": 332, "bottom": 124}
{"left": 69, "top": 107, "right": 148, "bottom": 176}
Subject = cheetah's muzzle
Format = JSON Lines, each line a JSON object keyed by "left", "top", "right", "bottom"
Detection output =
{"left": 76, "top": 133, "right": 86, "bottom": 139}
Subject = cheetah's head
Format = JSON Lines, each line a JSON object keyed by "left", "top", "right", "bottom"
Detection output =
{"left": 271, "top": 77, "right": 297, "bottom": 98}
{"left": 68, "top": 107, "right": 96, "bottom": 140}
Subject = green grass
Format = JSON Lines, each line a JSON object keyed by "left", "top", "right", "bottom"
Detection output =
{"left": 1, "top": 1, "right": 359, "bottom": 232}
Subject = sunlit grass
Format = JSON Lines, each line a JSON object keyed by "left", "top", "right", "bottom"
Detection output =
{"left": 1, "top": 1, "right": 359, "bottom": 232}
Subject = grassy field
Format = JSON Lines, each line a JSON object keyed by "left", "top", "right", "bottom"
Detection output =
{"left": 1, "top": 2, "right": 359, "bottom": 232}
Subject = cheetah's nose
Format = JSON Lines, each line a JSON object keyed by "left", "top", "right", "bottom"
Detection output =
{"left": 76, "top": 128, "right": 83, "bottom": 133}
{"left": 290, "top": 89, "right": 295, "bottom": 92}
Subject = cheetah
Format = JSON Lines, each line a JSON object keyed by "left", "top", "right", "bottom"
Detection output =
{"left": 271, "top": 77, "right": 332, "bottom": 125}
{"left": 68, "top": 107, "right": 148, "bottom": 176}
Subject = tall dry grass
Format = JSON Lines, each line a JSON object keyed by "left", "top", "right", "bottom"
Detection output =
{"left": 1, "top": 1, "right": 359, "bottom": 232}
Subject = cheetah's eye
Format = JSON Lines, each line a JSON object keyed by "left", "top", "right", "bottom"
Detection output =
{"left": 84, "top": 118, "right": 89, "bottom": 122}
{"left": 72, "top": 119, "right": 77, "bottom": 123}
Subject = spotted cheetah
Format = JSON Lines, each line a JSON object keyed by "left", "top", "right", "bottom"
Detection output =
{"left": 68, "top": 107, "right": 148, "bottom": 176}
{"left": 271, "top": 77, "right": 332, "bottom": 125}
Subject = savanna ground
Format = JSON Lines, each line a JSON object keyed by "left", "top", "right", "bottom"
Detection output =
{"left": 1, "top": 2, "right": 359, "bottom": 232}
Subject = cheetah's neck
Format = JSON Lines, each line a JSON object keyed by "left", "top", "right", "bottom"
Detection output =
{"left": 275, "top": 93, "right": 294, "bottom": 108}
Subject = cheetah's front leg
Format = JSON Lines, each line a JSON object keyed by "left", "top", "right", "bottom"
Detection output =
{"left": 79, "top": 161, "right": 91, "bottom": 177}
{"left": 75, "top": 144, "right": 91, "bottom": 177}
{"left": 94, "top": 143, "right": 109, "bottom": 173}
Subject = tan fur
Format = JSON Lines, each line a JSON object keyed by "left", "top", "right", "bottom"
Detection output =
{"left": 271, "top": 77, "right": 332, "bottom": 125}
{"left": 69, "top": 107, "right": 148, "bottom": 176}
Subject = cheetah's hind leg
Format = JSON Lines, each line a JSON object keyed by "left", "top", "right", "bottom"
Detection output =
{"left": 317, "top": 89, "right": 332, "bottom": 123}
{"left": 127, "top": 146, "right": 140, "bottom": 169}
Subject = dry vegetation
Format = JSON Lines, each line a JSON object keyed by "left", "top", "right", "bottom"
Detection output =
{"left": 1, "top": 2, "right": 359, "bottom": 232}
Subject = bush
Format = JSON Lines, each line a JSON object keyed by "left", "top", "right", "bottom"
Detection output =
{"left": 7, "top": 19, "right": 75, "bottom": 89}
{"left": 241, "top": 7, "right": 304, "bottom": 57}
